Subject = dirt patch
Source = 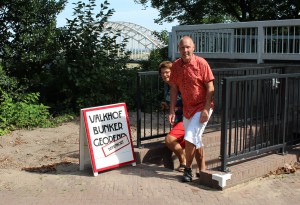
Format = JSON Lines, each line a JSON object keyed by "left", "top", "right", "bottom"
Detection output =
{"left": 0, "top": 112, "right": 143, "bottom": 172}
{"left": 0, "top": 120, "right": 80, "bottom": 170}
{"left": 265, "top": 162, "right": 300, "bottom": 177}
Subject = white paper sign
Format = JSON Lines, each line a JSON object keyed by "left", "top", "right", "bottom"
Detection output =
{"left": 80, "top": 103, "right": 135, "bottom": 175}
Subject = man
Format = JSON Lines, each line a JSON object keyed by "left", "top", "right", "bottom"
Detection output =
{"left": 168, "top": 36, "right": 214, "bottom": 182}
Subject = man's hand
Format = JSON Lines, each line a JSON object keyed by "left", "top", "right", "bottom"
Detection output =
{"left": 168, "top": 113, "right": 175, "bottom": 125}
{"left": 200, "top": 109, "right": 209, "bottom": 123}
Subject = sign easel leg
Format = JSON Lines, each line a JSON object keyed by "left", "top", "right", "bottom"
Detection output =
{"left": 79, "top": 111, "right": 85, "bottom": 171}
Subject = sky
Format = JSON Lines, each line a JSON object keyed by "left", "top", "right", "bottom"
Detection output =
{"left": 57, "top": 0, "right": 178, "bottom": 32}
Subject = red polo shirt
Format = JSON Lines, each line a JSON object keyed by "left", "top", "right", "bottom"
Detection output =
{"left": 170, "top": 55, "right": 214, "bottom": 119}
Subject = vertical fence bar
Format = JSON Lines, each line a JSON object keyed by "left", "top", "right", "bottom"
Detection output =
{"left": 257, "top": 25, "right": 264, "bottom": 63}
{"left": 228, "top": 75, "right": 234, "bottom": 152}
{"left": 248, "top": 80, "right": 254, "bottom": 151}
{"left": 150, "top": 76, "right": 153, "bottom": 137}
{"left": 156, "top": 76, "right": 159, "bottom": 136}
{"left": 243, "top": 81, "right": 248, "bottom": 152}
{"left": 221, "top": 78, "right": 230, "bottom": 172}
{"left": 281, "top": 76, "right": 288, "bottom": 153}
{"left": 136, "top": 72, "right": 142, "bottom": 148}
{"left": 143, "top": 76, "right": 146, "bottom": 138}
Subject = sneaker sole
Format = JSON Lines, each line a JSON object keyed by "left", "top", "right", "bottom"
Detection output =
{"left": 182, "top": 177, "right": 192, "bottom": 182}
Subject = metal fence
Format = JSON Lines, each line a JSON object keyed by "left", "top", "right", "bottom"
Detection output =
{"left": 136, "top": 66, "right": 285, "bottom": 148}
{"left": 136, "top": 71, "right": 168, "bottom": 148}
{"left": 220, "top": 73, "right": 300, "bottom": 171}
{"left": 169, "top": 19, "right": 300, "bottom": 63}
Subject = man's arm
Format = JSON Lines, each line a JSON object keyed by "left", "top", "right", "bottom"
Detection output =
{"left": 161, "top": 101, "right": 169, "bottom": 110}
{"left": 200, "top": 81, "right": 214, "bottom": 123}
{"left": 168, "top": 83, "right": 179, "bottom": 125}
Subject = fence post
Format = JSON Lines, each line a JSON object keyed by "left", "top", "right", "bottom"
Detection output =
{"left": 281, "top": 76, "right": 289, "bottom": 154}
{"left": 220, "top": 78, "right": 230, "bottom": 172}
{"left": 257, "top": 24, "right": 264, "bottom": 64}
{"left": 136, "top": 72, "right": 142, "bottom": 148}
{"left": 171, "top": 29, "right": 177, "bottom": 61}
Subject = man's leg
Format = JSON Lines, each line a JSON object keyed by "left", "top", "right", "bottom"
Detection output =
{"left": 195, "top": 147, "right": 206, "bottom": 172}
{"left": 184, "top": 140, "right": 195, "bottom": 168}
{"left": 182, "top": 140, "right": 195, "bottom": 182}
{"left": 193, "top": 109, "right": 213, "bottom": 176}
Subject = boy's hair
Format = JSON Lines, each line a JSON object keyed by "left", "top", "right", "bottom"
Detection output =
{"left": 158, "top": 61, "right": 172, "bottom": 74}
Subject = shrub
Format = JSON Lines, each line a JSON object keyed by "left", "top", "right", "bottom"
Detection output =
{"left": 0, "top": 67, "right": 75, "bottom": 135}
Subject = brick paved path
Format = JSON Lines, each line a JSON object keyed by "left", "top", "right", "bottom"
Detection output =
{"left": 0, "top": 163, "right": 299, "bottom": 205}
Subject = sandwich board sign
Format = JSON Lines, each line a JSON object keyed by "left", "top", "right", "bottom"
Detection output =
{"left": 79, "top": 103, "right": 136, "bottom": 176}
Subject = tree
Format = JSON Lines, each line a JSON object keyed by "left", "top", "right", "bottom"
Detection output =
{"left": 48, "top": 0, "right": 132, "bottom": 111}
{"left": 1, "top": 0, "right": 136, "bottom": 114}
{"left": 134, "top": 0, "right": 300, "bottom": 24}
{"left": 0, "top": 0, "right": 67, "bottom": 89}
{"left": 140, "top": 30, "right": 169, "bottom": 71}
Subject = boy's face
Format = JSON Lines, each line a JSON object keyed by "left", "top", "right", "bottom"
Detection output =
{"left": 160, "top": 67, "right": 171, "bottom": 82}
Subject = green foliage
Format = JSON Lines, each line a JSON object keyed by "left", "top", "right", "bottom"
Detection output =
{"left": 1, "top": 92, "right": 50, "bottom": 127}
{"left": 46, "top": 0, "right": 131, "bottom": 111}
{"left": 0, "top": 89, "right": 76, "bottom": 136}
{"left": 0, "top": 66, "right": 20, "bottom": 97}
{"left": 134, "top": 0, "right": 300, "bottom": 24}
{"left": 0, "top": 0, "right": 67, "bottom": 89}
{"left": 139, "top": 30, "right": 169, "bottom": 71}
{"left": 152, "top": 30, "right": 169, "bottom": 45}
{"left": 0, "top": 67, "right": 75, "bottom": 136}
{"left": 0, "top": 91, "right": 48, "bottom": 135}
{"left": 0, "top": 0, "right": 141, "bottom": 135}
{"left": 0, "top": 0, "right": 139, "bottom": 118}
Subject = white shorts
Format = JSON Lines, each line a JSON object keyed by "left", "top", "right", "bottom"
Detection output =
{"left": 183, "top": 109, "right": 213, "bottom": 149}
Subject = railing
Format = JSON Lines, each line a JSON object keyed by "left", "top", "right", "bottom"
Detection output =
{"left": 136, "top": 71, "right": 168, "bottom": 148}
{"left": 136, "top": 66, "right": 285, "bottom": 148}
{"left": 220, "top": 73, "right": 300, "bottom": 172}
{"left": 169, "top": 19, "right": 300, "bottom": 63}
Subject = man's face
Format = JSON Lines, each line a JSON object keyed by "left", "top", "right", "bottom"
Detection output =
{"left": 178, "top": 37, "right": 194, "bottom": 63}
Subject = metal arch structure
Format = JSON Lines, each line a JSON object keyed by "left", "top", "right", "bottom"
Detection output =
{"left": 104, "top": 21, "right": 166, "bottom": 60}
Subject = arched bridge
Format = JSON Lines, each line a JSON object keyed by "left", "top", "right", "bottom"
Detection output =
{"left": 104, "top": 21, "right": 166, "bottom": 60}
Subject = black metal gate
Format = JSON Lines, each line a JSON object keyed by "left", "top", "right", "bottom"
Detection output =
{"left": 220, "top": 73, "right": 300, "bottom": 171}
